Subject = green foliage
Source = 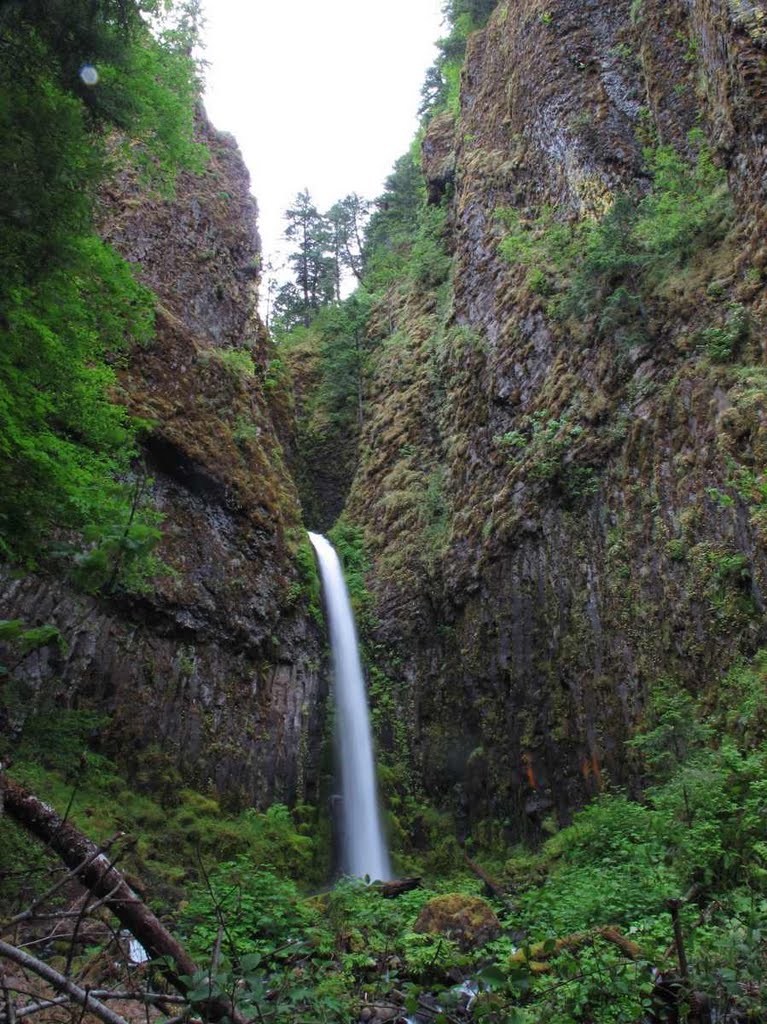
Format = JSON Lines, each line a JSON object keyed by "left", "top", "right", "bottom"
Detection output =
{"left": 543, "top": 794, "right": 663, "bottom": 867}
{"left": 495, "top": 412, "right": 598, "bottom": 498}
{"left": 465, "top": 651, "right": 767, "bottom": 1021}
{"left": 516, "top": 842, "right": 675, "bottom": 937}
{"left": 180, "top": 875, "right": 484, "bottom": 1022}
{"left": 205, "top": 347, "right": 257, "bottom": 380}
{"left": 273, "top": 190, "right": 337, "bottom": 330}
{"left": 69, "top": 501, "right": 166, "bottom": 594}
{"left": 288, "top": 535, "right": 323, "bottom": 624}
{"left": 0, "top": 235, "right": 158, "bottom": 571}
{"left": 499, "top": 133, "right": 734, "bottom": 348}
{"left": 628, "top": 680, "right": 712, "bottom": 781}
{"left": 527, "top": 941, "right": 655, "bottom": 1024}
{"left": 0, "top": 0, "right": 203, "bottom": 578}
{"left": 702, "top": 302, "right": 750, "bottom": 362}
{"left": 0, "top": 619, "right": 64, "bottom": 657}
{"left": 712, "top": 648, "right": 767, "bottom": 744}
{"left": 10, "top": 711, "right": 108, "bottom": 778}
{"left": 422, "top": 466, "right": 450, "bottom": 560}
{"left": 315, "top": 292, "right": 374, "bottom": 428}
{"left": 263, "top": 355, "right": 286, "bottom": 392}
{"left": 183, "top": 861, "right": 314, "bottom": 963}
{"left": 231, "top": 415, "right": 261, "bottom": 446}
{"left": 409, "top": 203, "right": 452, "bottom": 287}
{"left": 420, "top": 0, "right": 500, "bottom": 118}
{"left": 0, "top": 808, "right": 59, "bottom": 912}
{"left": 633, "top": 132, "right": 731, "bottom": 268}
{"left": 363, "top": 150, "right": 426, "bottom": 292}
{"left": 327, "top": 518, "right": 373, "bottom": 622}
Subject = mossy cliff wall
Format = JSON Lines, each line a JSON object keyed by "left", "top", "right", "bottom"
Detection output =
{"left": 347, "top": 0, "right": 767, "bottom": 834}
{"left": 0, "top": 112, "right": 325, "bottom": 809}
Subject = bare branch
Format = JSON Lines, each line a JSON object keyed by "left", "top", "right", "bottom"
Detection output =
{"left": 2, "top": 836, "right": 124, "bottom": 932}
{"left": 2, "top": 776, "right": 247, "bottom": 1024}
{"left": 0, "top": 940, "right": 129, "bottom": 1024}
{"left": 1, "top": 976, "right": 17, "bottom": 1024}
{"left": 3, "top": 995, "right": 69, "bottom": 1020}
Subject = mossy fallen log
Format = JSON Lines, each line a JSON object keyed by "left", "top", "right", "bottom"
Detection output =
{"left": 509, "top": 925, "right": 644, "bottom": 973}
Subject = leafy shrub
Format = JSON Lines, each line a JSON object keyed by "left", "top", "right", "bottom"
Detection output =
{"left": 328, "top": 518, "right": 373, "bottom": 620}
{"left": 543, "top": 794, "right": 663, "bottom": 867}
{"left": 495, "top": 412, "right": 597, "bottom": 498}
{"left": 182, "top": 862, "right": 313, "bottom": 963}
{"left": 288, "top": 536, "right": 323, "bottom": 623}
{"left": 702, "top": 302, "right": 750, "bottom": 362}
{"left": 207, "top": 347, "right": 257, "bottom": 380}
{"left": 634, "top": 131, "right": 732, "bottom": 271}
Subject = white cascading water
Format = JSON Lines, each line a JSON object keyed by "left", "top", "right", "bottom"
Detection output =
{"left": 308, "top": 532, "right": 391, "bottom": 881}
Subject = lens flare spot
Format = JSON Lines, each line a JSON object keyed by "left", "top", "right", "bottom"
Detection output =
{"left": 79, "top": 64, "right": 99, "bottom": 86}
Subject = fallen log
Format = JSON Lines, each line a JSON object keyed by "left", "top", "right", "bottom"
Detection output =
{"left": 374, "top": 877, "right": 422, "bottom": 898}
{"left": 462, "top": 850, "right": 507, "bottom": 902}
{"left": 509, "top": 925, "right": 643, "bottom": 972}
{"left": 1, "top": 774, "right": 244, "bottom": 1024}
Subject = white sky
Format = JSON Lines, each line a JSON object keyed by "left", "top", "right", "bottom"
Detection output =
{"left": 201, "top": 0, "right": 444, "bottom": 282}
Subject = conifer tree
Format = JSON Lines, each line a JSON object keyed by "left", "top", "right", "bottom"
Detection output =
{"left": 278, "top": 190, "right": 335, "bottom": 327}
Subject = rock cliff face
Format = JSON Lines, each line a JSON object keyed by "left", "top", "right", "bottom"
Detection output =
{"left": 0, "top": 112, "right": 325, "bottom": 809}
{"left": 347, "top": 0, "right": 767, "bottom": 834}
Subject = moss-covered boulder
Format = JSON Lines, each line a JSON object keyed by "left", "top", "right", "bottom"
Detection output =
{"left": 413, "top": 893, "right": 500, "bottom": 950}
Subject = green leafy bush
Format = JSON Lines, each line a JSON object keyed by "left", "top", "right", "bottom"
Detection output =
{"left": 206, "top": 347, "right": 257, "bottom": 380}
{"left": 0, "top": 0, "right": 202, "bottom": 577}
{"left": 182, "top": 862, "right": 313, "bottom": 962}
{"left": 495, "top": 412, "right": 597, "bottom": 498}
{"left": 702, "top": 302, "right": 750, "bottom": 362}
{"left": 328, "top": 518, "right": 374, "bottom": 621}
{"left": 409, "top": 204, "right": 451, "bottom": 286}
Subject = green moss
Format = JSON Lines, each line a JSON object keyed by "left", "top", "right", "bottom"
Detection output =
{"left": 287, "top": 532, "right": 323, "bottom": 624}
{"left": 497, "top": 132, "right": 735, "bottom": 348}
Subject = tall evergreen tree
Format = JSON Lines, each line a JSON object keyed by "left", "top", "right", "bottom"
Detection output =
{"left": 326, "top": 193, "right": 373, "bottom": 288}
{"left": 280, "top": 189, "right": 335, "bottom": 327}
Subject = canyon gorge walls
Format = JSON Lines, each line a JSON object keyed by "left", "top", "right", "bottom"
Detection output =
{"left": 342, "top": 0, "right": 767, "bottom": 834}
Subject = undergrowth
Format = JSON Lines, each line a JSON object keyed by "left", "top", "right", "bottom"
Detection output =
{"left": 4, "top": 650, "right": 767, "bottom": 1022}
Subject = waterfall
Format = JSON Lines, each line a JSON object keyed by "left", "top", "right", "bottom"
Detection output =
{"left": 308, "top": 532, "right": 391, "bottom": 881}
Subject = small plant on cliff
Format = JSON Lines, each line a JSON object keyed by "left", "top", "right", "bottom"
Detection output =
{"left": 328, "top": 518, "right": 374, "bottom": 623}
{"left": 207, "top": 347, "right": 257, "bottom": 380}
{"left": 288, "top": 535, "right": 323, "bottom": 624}
{"left": 701, "top": 302, "right": 750, "bottom": 362}
{"left": 409, "top": 203, "right": 452, "bottom": 287}
{"left": 496, "top": 412, "right": 598, "bottom": 498}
